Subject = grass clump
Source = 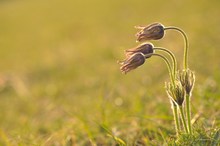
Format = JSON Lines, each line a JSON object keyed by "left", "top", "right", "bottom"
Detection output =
{"left": 169, "top": 125, "right": 220, "bottom": 146}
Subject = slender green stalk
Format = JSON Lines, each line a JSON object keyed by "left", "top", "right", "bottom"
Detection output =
{"left": 164, "top": 27, "right": 189, "bottom": 70}
{"left": 153, "top": 47, "right": 177, "bottom": 78}
{"left": 171, "top": 101, "right": 180, "bottom": 136}
{"left": 186, "top": 94, "right": 192, "bottom": 134}
{"left": 179, "top": 106, "right": 189, "bottom": 133}
{"left": 150, "top": 53, "right": 175, "bottom": 86}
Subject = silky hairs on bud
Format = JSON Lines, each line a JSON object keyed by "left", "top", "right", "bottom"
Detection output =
{"left": 135, "top": 23, "right": 165, "bottom": 42}
{"left": 125, "top": 43, "right": 154, "bottom": 58}
{"left": 166, "top": 81, "right": 185, "bottom": 106}
{"left": 119, "top": 53, "right": 146, "bottom": 74}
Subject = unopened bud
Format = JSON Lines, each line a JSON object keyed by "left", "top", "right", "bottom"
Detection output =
{"left": 118, "top": 53, "right": 145, "bottom": 74}
{"left": 166, "top": 81, "right": 185, "bottom": 106}
{"left": 135, "top": 23, "right": 165, "bottom": 42}
{"left": 178, "top": 69, "right": 195, "bottom": 95}
{"left": 125, "top": 43, "right": 154, "bottom": 58}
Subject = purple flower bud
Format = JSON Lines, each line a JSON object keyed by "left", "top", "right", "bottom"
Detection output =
{"left": 125, "top": 43, "right": 154, "bottom": 58}
{"left": 135, "top": 23, "right": 165, "bottom": 42}
{"left": 119, "top": 53, "right": 145, "bottom": 74}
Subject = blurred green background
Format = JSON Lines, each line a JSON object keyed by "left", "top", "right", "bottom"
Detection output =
{"left": 0, "top": 0, "right": 220, "bottom": 145}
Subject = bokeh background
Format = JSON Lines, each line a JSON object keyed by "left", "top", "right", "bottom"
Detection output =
{"left": 0, "top": 0, "right": 220, "bottom": 145}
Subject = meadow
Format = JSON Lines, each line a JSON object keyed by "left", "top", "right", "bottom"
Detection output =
{"left": 0, "top": 0, "right": 220, "bottom": 145}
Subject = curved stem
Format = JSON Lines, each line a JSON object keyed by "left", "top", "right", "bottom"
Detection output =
{"left": 153, "top": 47, "right": 177, "bottom": 78}
{"left": 147, "top": 53, "right": 175, "bottom": 86}
{"left": 179, "top": 106, "right": 189, "bottom": 133}
{"left": 164, "top": 27, "right": 189, "bottom": 70}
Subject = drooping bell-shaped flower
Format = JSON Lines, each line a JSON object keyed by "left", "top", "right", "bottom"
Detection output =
{"left": 119, "top": 53, "right": 146, "bottom": 74}
{"left": 135, "top": 23, "right": 165, "bottom": 42}
{"left": 125, "top": 43, "right": 154, "bottom": 58}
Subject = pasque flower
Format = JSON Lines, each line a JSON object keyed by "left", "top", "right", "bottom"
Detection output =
{"left": 119, "top": 53, "right": 146, "bottom": 74}
{"left": 118, "top": 22, "right": 195, "bottom": 136}
{"left": 125, "top": 43, "right": 154, "bottom": 58}
{"left": 135, "top": 22, "right": 165, "bottom": 42}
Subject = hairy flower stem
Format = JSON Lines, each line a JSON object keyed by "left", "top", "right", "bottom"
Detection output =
{"left": 164, "top": 27, "right": 189, "bottom": 70}
{"left": 171, "top": 102, "right": 180, "bottom": 136}
{"left": 150, "top": 53, "right": 175, "bottom": 86}
{"left": 153, "top": 47, "right": 177, "bottom": 78}
{"left": 186, "top": 94, "right": 192, "bottom": 134}
{"left": 179, "top": 106, "right": 189, "bottom": 133}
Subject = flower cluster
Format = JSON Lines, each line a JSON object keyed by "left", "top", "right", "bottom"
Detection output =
{"left": 119, "top": 23, "right": 163, "bottom": 74}
{"left": 119, "top": 43, "right": 154, "bottom": 74}
{"left": 118, "top": 22, "right": 196, "bottom": 136}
